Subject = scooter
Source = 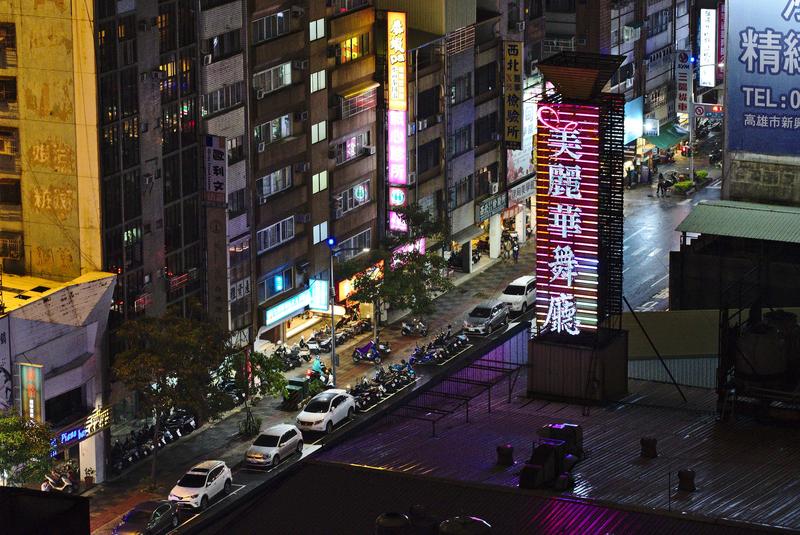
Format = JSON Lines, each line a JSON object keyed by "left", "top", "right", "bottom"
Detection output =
{"left": 44, "top": 472, "right": 75, "bottom": 494}
{"left": 353, "top": 341, "right": 382, "bottom": 364}
{"left": 401, "top": 318, "right": 428, "bottom": 337}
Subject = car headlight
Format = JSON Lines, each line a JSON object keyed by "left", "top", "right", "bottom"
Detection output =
{"left": 313, "top": 419, "right": 323, "bottom": 425}
{"left": 189, "top": 494, "right": 199, "bottom": 499}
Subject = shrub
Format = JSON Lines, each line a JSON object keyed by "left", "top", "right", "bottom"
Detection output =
{"left": 673, "top": 180, "right": 694, "bottom": 193}
{"left": 695, "top": 170, "right": 709, "bottom": 182}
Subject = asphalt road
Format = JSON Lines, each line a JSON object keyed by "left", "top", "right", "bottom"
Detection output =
{"left": 622, "top": 133, "right": 722, "bottom": 311}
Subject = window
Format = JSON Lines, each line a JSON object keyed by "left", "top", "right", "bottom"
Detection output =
{"left": 646, "top": 7, "right": 672, "bottom": 36}
{"left": 312, "top": 170, "right": 328, "bottom": 193}
{"left": 201, "top": 82, "right": 243, "bottom": 116}
{"left": 335, "top": 131, "right": 370, "bottom": 164}
{"left": 253, "top": 62, "right": 292, "bottom": 95}
{"left": 309, "top": 18, "right": 325, "bottom": 41}
{"left": 448, "top": 174, "right": 473, "bottom": 210}
{"left": 336, "top": 179, "right": 370, "bottom": 218}
{"left": 0, "top": 181, "right": 20, "bottom": 204}
{"left": 0, "top": 77, "right": 17, "bottom": 106}
{"left": 474, "top": 112, "right": 498, "bottom": 146}
{"left": 337, "top": 229, "right": 371, "bottom": 261}
{"left": 256, "top": 216, "right": 295, "bottom": 253}
{"left": 337, "top": 33, "right": 369, "bottom": 65}
{"left": 418, "top": 140, "right": 440, "bottom": 174}
{"left": 254, "top": 114, "right": 291, "bottom": 145}
{"left": 475, "top": 64, "right": 497, "bottom": 96}
{"left": 449, "top": 125, "right": 472, "bottom": 156}
{"left": 310, "top": 70, "right": 326, "bottom": 93}
{"left": 476, "top": 162, "right": 498, "bottom": 198}
{"left": 449, "top": 74, "right": 471, "bottom": 104}
{"left": 205, "top": 29, "right": 240, "bottom": 61}
{"left": 228, "top": 188, "right": 247, "bottom": 218}
{"left": 227, "top": 135, "right": 245, "bottom": 164}
{"left": 417, "top": 87, "right": 439, "bottom": 120}
{"left": 311, "top": 121, "right": 326, "bottom": 144}
{"left": 256, "top": 165, "right": 292, "bottom": 203}
{"left": 252, "top": 10, "right": 290, "bottom": 44}
{"left": 312, "top": 221, "right": 328, "bottom": 244}
{"left": 331, "top": 0, "right": 369, "bottom": 12}
{"left": 258, "top": 267, "right": 293, "bottom": 302}
{"left": 341, "top": 88, "right": 376, "bottom": 119}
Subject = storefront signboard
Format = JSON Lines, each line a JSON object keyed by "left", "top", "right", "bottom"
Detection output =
{"left": 624, "top": 96, "right": 644, "bottom": 144}
{"left": 699, "top": 9, "right": 718, "bottom": 88}
{"left": 17, "top": 362, "right": 43, "bottom": 422}
{"left": 265, "top": 278, "right": 331, "bottom": 326}
{"left": 675, "top": 50, "right": 691, "bottom": 117}
{"left": 387, "top": 12, "right": 408, "bottom": 232}
{"left": 308, "top": 278, "right": 329, "bottom": 312}
{"left": 503, "top": 41, "right": 524, "bottom": 150}
{"left": 51, "top": 406, "right": 112, "bottom": 453}
{"left": 726, "top": 0, "right": 800, "bottom": 155}
{"left": 717, "top": 1, "right": 726, "bottom": 82}
{"left": 204, "top": 135, "right": 227, "bottom": 202}
{"left": 508, "top": 176, "right": 536, "bottom": 207}
{"left": 535, "top": 104, "right": 600, "bottom": 336}
{"left": 643, "top": 118, "right": 660, "bottom": 136}
{"left": 475, "top": 192, "right": 508, "bottom": 223}
{"left": 507, "top": 86, "right": 537, "bottom": 184}
{"left": 338, "top": 261, "right": 384, "bottom": 302}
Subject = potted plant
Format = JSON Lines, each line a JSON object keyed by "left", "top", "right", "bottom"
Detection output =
{"left": 84, "top": 466, "right": 95, "bottom": 487}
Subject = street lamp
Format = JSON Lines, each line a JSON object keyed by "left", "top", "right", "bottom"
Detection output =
{"left": 325, "top": 236, "right": 370, "bottom": 386}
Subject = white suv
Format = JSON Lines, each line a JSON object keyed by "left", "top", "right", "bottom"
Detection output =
{"left": 296, "top": 389, "right": 355, "bottom": 433}
{"left": 169, "top": 460, "right": 232, "bottom": 511}
{"left": 500, "top": 275, "right": 536, "bottom": 313}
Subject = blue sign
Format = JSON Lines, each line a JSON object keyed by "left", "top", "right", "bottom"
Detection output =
{"left": 727, "top": 1, "right": 800, "bottom": 155}
{"left": 264, "top": 278, "right": 330, "bottom": 327}
{"left": 624, "top": 96, "right": 644, "bottom": 145}
{"left": 308, "top": 278, "right": 329, "bottom": 312}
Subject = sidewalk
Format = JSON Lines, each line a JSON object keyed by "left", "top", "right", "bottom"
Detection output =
{"left": 88, "top": 242, "right": 537, "bottom": 532}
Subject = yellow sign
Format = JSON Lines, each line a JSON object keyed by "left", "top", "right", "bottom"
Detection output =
{"left": 338, "top": 261, "right": 384, "bottom": 302}
{"left": 387, "top": 12, "right": 407, "bottom": 111}
{"left": 503, "top": 41, "right": 523, "bottom": 149}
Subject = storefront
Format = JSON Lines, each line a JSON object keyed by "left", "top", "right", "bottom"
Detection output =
{"left": 50, "top": 406, "right": 112, "bottom": 481}
{"left": 336, "top": 261, "right": 383, "bottom": 324}
{"left": 260, "top": 278, "right": 332, "bottom": 344}
{"left": 474, "top": 192, "right": 507, "bottom": 261}
{"left": 506, "top": 176, "right": 536, "bottom": 244}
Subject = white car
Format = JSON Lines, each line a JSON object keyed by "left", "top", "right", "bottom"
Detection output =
{"left": 245, "top": 424, "right": 303, "bottom": 468}
{"left": 499, "top": 275, "right": 536, "bottom": 313}
{"left": 168, "top": 460, "right": 232, "bottom": 511}
{"left": 296, "top": 389, "right": 355, "bottom": 433}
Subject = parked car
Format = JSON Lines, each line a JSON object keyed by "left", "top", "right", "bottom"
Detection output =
{"left": 499, "top": 275, "right": 536, "bottom": 314}
{"left": 168, "top": 460, "right": 232, "bottom": 511}
{"left": 296, "top": 389, "right": 355, "bottom": 434}
{"left": 463, "top": 301, "right": 509, "bottom": 335}
{"left": 245, "top": 424, "right": 303, "bottom": 468}
{"left": 113, "top": 501, "right": 178, "bottom": 535}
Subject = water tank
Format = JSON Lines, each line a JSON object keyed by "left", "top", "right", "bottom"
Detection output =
{"left": 438, "top": 516, "right": 491, "bottom": 535}
{"left": 736, "top": 322, "right": 787, "bottom": 379}
{"left": 375, "top": 512, "right": 411, "bottom": 535}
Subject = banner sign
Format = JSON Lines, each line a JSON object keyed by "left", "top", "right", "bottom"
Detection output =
{"left": 535, "top": 104, "right": 600, "bottom": 336}
{"left": 18, "top": 363, "right": 43, "bottom": 422}
{"left": 508, "top": 176, "right": 536, "bottom": 207}
{"left": 717, "top": 1, "right": 726, "bottom": 81}
{"left": 503, "top": 41, "right": 523, "bottom": 149}
{"left": 475, "top": 192, "right": 507, "bottom": 223}
{"left": 51, "top": 406, "right": 112, "bottom": 453}
{"left": 699, "top": 9, "right": 718, "bottom": 88}
{"left": 675, "top": 50, "right": 691, "bottom": 116}
{"left": 204, "top": 135, "right": 227, "bottom": 203}
{"left": 387, "top": 12, "right": 408, "bottom": 232}
{"left": 726, "top": 0, "right": 800, "bottom": 155}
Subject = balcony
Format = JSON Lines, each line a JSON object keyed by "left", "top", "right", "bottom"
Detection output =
{"left": 333, "top": 201, "right": 376, "bottom": 237}
{"left": 543, "top": 35, "right": 575, "bottom": 53}
{"left": 332, "top": 151, "right": 374, "bottom": 187}
{"left": 253, "top": 82, "right": 306, "bottom": 119}
{"left": 331, "top": 56, "right": 375, "bottom": 90}
{"left": 256, "top": 135, "right": 306, "bottom": 172}
{"left": 255, "top": 184, "right": 308, "bottom": 228}
{"left": 257, "top": 233, "right": 308, "bottom": 275}
{"left": 329, "top": 0, "right": 372, "bottom": 25}
{"left": 332, "top": 107, "right": 375, "bottom": 140}
{"left": 252, "top": 30, "right": 304, "bottom": 69}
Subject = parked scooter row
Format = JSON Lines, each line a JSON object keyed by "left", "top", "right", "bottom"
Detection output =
{"left": 408, "top": 325, "right": 469, "bottom": 366}
{"left": 348, "top": 361, "right": 416, "bottom": 412}
{"left": 41, "top": 463, "right": 80, "bottom": 493}
{"left": 106, "top": 410, "right": 197, "bottom": 477}
{"left": 307, "top": 316, "right": 373, "bottom": 354}
{"left": 352, "top": 337, "right": 392, "bottom": 364}
{"left": 273, "top": 340, "right": 312, "bottom": 371}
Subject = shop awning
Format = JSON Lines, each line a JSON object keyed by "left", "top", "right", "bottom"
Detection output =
{"left": 676, "top": 200, "right": 800, "bottom": 244}
{"left": 644, "top": 122, "right": 688, "bottom": 150}
{"left": 338, "top": 80, "right": 380, "bottom": 99}
{"left": 451, "top": 224, "right": 484, "bottom": 245}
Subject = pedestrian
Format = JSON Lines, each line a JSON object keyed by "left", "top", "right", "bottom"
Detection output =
{"left": 657, "top": 173, "right": 665, "bottom": 197}
{"left": 512, "top": 241, "right": 520, "bottom": 264}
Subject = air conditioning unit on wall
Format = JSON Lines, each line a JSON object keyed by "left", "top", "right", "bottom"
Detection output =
{"left": 490, "top": 182, "right": 499, "bottom": 195}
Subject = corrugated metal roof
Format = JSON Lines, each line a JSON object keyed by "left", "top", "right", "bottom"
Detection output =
{"left": 676, "top": 200, "right": 800, "bottom": 244}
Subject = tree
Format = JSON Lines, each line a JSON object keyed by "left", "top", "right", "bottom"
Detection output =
{"left": 344, "top": 203, "right": 453, "bottom": 328}
{"left": 0, "top": 410, "right": 53, "bottom": 486}
{"left": 217, "top": 350, "right": 288, "bottom": 436}
{"left": 112, "top": 309, "right": 233, "bottom": 486}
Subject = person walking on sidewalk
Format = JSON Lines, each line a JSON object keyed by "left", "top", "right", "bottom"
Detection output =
{"left": 656, "top": 173, "right": 665, "bottom": 197}
{"left": 512, "top": 241, "right": 520, "bottom": 264}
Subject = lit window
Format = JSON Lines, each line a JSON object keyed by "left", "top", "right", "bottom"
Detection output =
{"left": 309, "top": 18, "right": 325, "bottom": 41}
{"left": 253, "top": 62, "right": 292, "bottom": 95}
{"left": 252, "top": 10, "right": 290, "bottom": 44}
{"left": 311, "top": 120, "right": 326, "bottom": 144}
{"left": 312, "top": 221, "right": 328, "bottom": 244}
{"left": 310, "top": 70, "right": 326, "bottom": 93}
{"left": 312, "top": 170, "right": 328, "bottom": 194}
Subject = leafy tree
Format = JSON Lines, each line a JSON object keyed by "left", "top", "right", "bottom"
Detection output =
{"left": 112, "top": 309, "right": 233, "bottom": 485}
{"left": 343, "top": 203, "right": 453, "bottom": 331}
{"left": 0, "top": 410, "right": 53, "bottom": 486}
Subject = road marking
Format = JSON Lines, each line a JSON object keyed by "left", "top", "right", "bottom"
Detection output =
{"left": 630, "top": 246, "right": 649, "bottom": 257}
{"left": 622, "top": 267, "right": 630, "bottom": 274}
{"left": 647, "top": 248, "right": 662, "bottom": 258}
{"left": 636, "top": 301, "right": 657, "bottom": 311}
{"left": 678, "top": 198, "right": 692, "bottom": 205}
{"left": 649, "top": 274, "right": 669, "bottom": 287}
{"left": 653, "top": 287, "right": 669, "bottom": 300}
{"left": 624, "top": 227, "right": 647, "bottom": 243}
{"left": 623, "top": 245, "right": 630, "bottom": 251}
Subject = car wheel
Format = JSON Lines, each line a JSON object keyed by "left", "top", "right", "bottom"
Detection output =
{"left": 223, "top": 478, "right": 232, "bottom": 494}
{"left": 375, "top": 356, "right": 381, "bottom": 364}
{"left": 297, "top": 441, "right": 304, "bottom": 454}
{"left": 272, "top": 455, "right": 280, "bottom": 468}
{"left": 325, "top": 420, "right": 333, "bottom": 434}
{"left": 200, "top": 495, "right": 209, "bottom": 511}
{"left": 521, "top": 303, "right": 527, "bottom": 313}
{"left": 172, "top": 514, "right": 179, "bottom": 528}
{"left": 347, "top": 407, "right": 354, "bottom": 420}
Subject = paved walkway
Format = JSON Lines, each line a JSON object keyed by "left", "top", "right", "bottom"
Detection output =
{"left": 89, "top": 243, "right": 538, "bottom": 532}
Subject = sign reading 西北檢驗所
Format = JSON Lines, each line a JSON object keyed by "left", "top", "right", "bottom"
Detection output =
{"left": 727, "top": 0, "right": 800, "bottom": 155}
{"left": 535, "top": 104, "right": 600, "bottom": 337}
{"left": 503, "top": 41, "right": 524, "bottom": 150}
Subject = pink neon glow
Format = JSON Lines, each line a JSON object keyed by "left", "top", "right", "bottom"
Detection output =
{"left": 388, "top": 210, "right": 407, "bottom": 232}
{"left": 387, "top": 110, "right": 407, "bottom": 186}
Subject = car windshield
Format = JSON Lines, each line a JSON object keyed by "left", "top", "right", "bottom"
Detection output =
{"left": 503, "top": 285, "right": 525, "bottom": 295}
{"left": 470, "top": 307, "right": 491, "bottom": 318}
{"left": 177, "top": 474, "right": 207, "bottom": 488}
{"left": 253, "top": 434, "right": 280, "bottom": 447}
{"left": 125, "top": 510, "right": 152, "bottom": 523}
{"left": 304, "top": 399, "right": 331, "bottom": 413}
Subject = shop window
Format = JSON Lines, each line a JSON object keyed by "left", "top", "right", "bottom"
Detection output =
{"left": 258, "top": 266, "right": 293, "bottom": 303}
{"left": 256, "top": 165, "right": 292, "bottom": 203}
{"left": 309, "top": 18, "right": 325, "bottom": 41}
{"left": 256, "top": 216, "right": 295, "bottom": 253}
{"left": 448, "top": 174, "right": 473, "bottom": 211}
{"left": 252, "top": 10, "right": 290, "bottom": 44}
{"left": 337, "top": 32, "right": 369, "bottom": 65}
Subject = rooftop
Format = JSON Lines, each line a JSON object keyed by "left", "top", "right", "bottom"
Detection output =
{"left": 0, "top": 271, "right": 115, "bottom": 316}
{"left": 676, "top": 200, "right": 800, "bottom": 244}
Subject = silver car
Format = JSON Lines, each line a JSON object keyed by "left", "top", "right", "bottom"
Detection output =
{"left": 463, "top": 300, "right": 509, "bottom": 335}
{"left": 245, "top": 424, "right": 303, "bottom": 468}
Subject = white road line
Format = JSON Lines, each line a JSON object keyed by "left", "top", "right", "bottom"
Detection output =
{"left": 678, "top": 198, "right": 692, "bottom": 205}
{"left": 623, "top": 245, "right": 630, "bottom": 251}
{"left": 649, "top": 274, "right": 669, "bottom": 287}
{"left": 622, "top": 267, "right": 630, "bottom": 274}
{"left": 647, "top": 248, "right": 662, "bottom": 258}
{"left": 630, "top": 246, "right": 649, "bottom": 256}
{"left": 636, "top": 301, "right": 657, "bottom": 311}
{"left": 624, "top": 227, "right": 647, "bottom": 243}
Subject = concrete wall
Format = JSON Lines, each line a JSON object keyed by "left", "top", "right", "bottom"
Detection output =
{"left": 724, "top": 153, "right": 800, "bottom": 207}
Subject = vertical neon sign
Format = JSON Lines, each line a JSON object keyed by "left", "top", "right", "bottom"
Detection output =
{"left": 387, "top": 12, "right": 407, "bottom": 232}
{"left": 535, "top": 104, "right": 600, "bottom": 336}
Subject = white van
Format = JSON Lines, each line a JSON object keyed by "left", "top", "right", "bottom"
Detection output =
{"left": 499, "top": 275, "right": 536, "bottom": 313}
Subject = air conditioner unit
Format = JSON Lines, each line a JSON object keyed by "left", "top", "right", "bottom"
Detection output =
{"left": 294, "top": 162, "right": 310, "bottom": 173}
{"left": 491, "top": 132, "right": 501, "bottom": 142}
{"left": 490, "top": 182, "right": 499, "bottom": 194}
{"left": 293, "top": 59, "right": 308, "bottom": 70}
{"left": 291, "top": 6, "right": 305, "bottom": 17}
{"left": 295, "top": 110, "right": 309, "bottom": 121}
{"left": 203, "top": 54, "right": 213, "bottom": 65}
{"left": 256, "top": 89, "right": 267, "bottom": 100}
{"left": 296, "top": 213, "right": 312, "bottom": 223}
{"left": 516, "top": 21, "right": 525, "bottom": 32}
{"left": 362, "top": 145, "right": 376, "bottom": 156}
{"left": 407, "top": 123, "right": 416, "bottom": 136}
{"left": 418, "top": 119, "right": 428, "bottom": 131}
{"left": 257, "top": 142, "right": 266, "bottom": 153}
